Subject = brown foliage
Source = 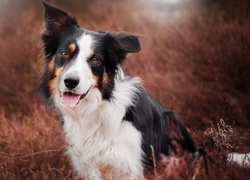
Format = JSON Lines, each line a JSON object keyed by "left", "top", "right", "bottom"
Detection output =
{"left": 0, "top": 105, "right": 80, "bottom": 179}
{"left": 0, "top": 0, "right": 250, "bottom": 179}
{"left": 194, "top": 119, "right": 250, "bottom": 180}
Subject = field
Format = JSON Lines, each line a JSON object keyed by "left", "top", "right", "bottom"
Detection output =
{"left": 0, "top": 0, "right": 250, "bottom": 179}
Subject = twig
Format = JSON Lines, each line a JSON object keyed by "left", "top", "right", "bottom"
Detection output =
{"left": 0, "top": 146, "right": 66, "bottom": 159}
{"left": 150, "top": 145, "right": 157, "bottom": 176}
{"left": 20, "top": 146, "right": 66, "bottom": 158}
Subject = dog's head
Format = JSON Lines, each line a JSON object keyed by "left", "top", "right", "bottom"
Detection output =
{"left": 40, "top": 1, "right": 141, "bottom": 109}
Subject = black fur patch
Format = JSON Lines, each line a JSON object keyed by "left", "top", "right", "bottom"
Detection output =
{"left": 124, "top": 86, "right": 196, "bottom": 170}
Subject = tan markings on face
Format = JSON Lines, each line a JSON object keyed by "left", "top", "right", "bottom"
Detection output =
{"left": 68, "top": 43, "right": 76, "bottom": 54}
{"left": 47, "top": 56, "right": 65, "bottom": 96}
{"left": 102, "top": 69, "right": 109, "bottom": 85}
{"left": 49, "top": 67, "right": 65, "bottom": 96}
{"left": 93, "top": 69, "right": 109, "bottom": 95}
{"left": 48, "top": 78, "right": 58, "bottom": 96}
{"left": 93, "top": 75, "right": 99, "bottom": 88}
{"left": 88, "top": 49, "right": 95, "bottom": 58}
{"left": 48, "top": 56, "right": 56, "bottom": 79}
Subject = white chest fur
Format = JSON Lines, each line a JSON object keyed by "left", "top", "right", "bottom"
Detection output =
{"left": 57, "top": 78, "right": 144, "bottom": 179}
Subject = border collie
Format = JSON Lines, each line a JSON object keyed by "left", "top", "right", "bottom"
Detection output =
{"left": 40, "top": 1, "right": 196, "bottom": 179}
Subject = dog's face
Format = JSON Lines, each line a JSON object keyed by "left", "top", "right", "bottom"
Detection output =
{"left": 40, "top": 2, "right": 141, "bottom": 108}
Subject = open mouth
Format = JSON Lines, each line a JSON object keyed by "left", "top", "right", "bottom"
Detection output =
{"left": 61, "top": 86, "right": 92, "bottom": 108}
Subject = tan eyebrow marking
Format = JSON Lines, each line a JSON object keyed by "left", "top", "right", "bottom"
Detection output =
{"left": 68, "top": 43, "right": 76, "bottom": 53}
{"left": 88, "top": 49, "right": 95, "bottom": 58}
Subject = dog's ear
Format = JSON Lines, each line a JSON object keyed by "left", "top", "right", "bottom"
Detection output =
{"left": 112, "top": 32, "right": 141, "bottom": 53}
{"left": 109, "top": 32, "right": 141, "bottom": 64}
{"left": 42, "top": 1, "right": 79, "bottom": 34}
{"left": 42, "top": 1, "right": 79, "bottom": 58}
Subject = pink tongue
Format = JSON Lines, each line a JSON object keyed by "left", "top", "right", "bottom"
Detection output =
{"left": 62, "top": 92, "right": 81, "bottom": 108}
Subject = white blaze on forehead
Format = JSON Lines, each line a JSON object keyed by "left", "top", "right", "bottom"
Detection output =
{"left": 73, "top": 33, "right": 95, "bottom": 93}
{"left": 77, "top": 33, "right": 95, "bottom": 58}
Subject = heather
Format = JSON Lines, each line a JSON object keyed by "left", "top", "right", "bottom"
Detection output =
{"left": 0, "top": 0, "right": 249, "bottom": 179}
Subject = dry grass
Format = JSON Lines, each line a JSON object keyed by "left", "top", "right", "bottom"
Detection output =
{"left": 194, "top": 119, "right": 250, "bottom": 180}
{"left": 0, "top": 105, "right": 79, "bottom": 179}
{"left": 0, "top": 0, "right": 250, "bottom": 179}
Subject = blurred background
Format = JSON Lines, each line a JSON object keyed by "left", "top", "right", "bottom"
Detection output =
{"left": 0, "top": 0, "right": 249, "bottom": 179}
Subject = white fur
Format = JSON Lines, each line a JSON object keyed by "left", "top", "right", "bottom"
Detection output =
{"left": 54, "top": 71, "right": 144, "bottom": 179}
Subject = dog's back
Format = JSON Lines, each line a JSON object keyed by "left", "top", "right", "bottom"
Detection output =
{"left": 124, "top": 86, "right": 196, "bottom": 170}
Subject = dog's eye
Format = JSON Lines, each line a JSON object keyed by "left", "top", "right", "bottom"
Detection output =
{"left": 91, "top": 57, "right": 99, "bottom": 64}
{"left": 60, "top": 50, "right": 69, "bottom": 58}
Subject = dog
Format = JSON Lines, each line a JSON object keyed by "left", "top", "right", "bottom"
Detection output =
{"left": 40, "top": 1, "right": 196, "bottom": 179}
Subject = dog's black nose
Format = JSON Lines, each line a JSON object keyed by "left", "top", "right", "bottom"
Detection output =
{"left": 64, "top": 77, "right": 79, "bottom": 89}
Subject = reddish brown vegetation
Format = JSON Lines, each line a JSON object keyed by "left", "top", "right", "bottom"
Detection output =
{"left": 0, "top": 0, "right": 249, "bottom": 179}
{"left": 0, "top": 106, "right": 78, "bottom": 179}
